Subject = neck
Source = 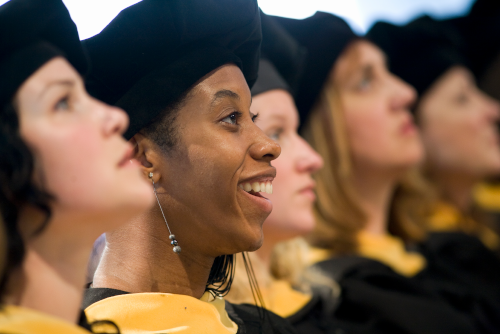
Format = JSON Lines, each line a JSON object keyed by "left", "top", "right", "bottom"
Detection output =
{"left": 428, "top": 169, "right": 477, "bottom": 212}
{"left": 5, "top": 214, "right": 95, "bottom": 324}
{"left": 351, "top": 166, "right": 400, "bottom": 235}
{"left": 254, "top": 235, "right": 279, "bottom": 273}
{"left": 93, "top": 210, "right": 214, "bottom": 299}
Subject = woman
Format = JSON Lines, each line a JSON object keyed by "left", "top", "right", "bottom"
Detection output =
{"left": 0, "top": 0, "right": 154, "bottom": 333}
{"left": 274, "top": 12, "right": 480, "bottom": 334}
{"left": 225, "top": 13, "right": 345, "bottom": 334}
{"left": 80, "top": 1, "right": 296, "bottom": 333}
{"left": 369, "top": 14, "right": 500, "bottom": 333}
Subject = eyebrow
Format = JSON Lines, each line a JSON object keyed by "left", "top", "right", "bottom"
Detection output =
{"left": 38, "top": 80, "right": 74, "bottom": 100}
{"left": 210, "top": 89, "right": 240, "bottom": 107}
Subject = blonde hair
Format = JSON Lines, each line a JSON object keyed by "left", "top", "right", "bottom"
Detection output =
{"left": 226, "top": 239, "right": 340, "bottom": 305}
{"left": 302, "top": 78, "right": 432, "bottom": 254}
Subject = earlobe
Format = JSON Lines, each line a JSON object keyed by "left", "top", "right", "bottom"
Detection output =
{"left": 130, "top": 133, "right": 160, "bottom": 182}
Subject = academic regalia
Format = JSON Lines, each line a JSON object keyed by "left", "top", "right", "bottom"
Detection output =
{"left": 0, "top": 0, "right": 90, "bottom": 331}
{"left": 245, "top": 12, "right": 343, "bottom": 334}
{"left": 81, "top": 2, "right": 297, "bottom": 333}
{"left": 368, "top": 16, "right": 500, "bottom": 334}
{"left": 82, "top": 287, "right": 298, "bottom": 334}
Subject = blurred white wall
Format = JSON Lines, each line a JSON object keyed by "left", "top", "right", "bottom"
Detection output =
{"left": 0, "top": 0, "right": 476, "bottom": 39}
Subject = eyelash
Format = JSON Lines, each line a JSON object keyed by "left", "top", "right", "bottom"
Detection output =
{"left": 221, "top": 112, "right": 259, "bottom": 125}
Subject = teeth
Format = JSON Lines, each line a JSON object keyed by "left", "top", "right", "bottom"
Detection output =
{"left": 266, "top": 182, "right": 273, "bottom": 194}
{"left": 239, "top": 181, "right": 273, "bottom": 194}
{"left": 252, "top": 182, "right": 261, "bottom": 192}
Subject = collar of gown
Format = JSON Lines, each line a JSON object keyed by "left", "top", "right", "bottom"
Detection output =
{"left": 0, "top": 305, "right": 91, "bottom": 334}
{"left": 85, "top": 291, "right": 238, "bottom": 334}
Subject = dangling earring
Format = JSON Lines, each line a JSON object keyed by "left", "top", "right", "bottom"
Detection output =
{"left": 149, "top": 172, "right": 181, "bottom": 253}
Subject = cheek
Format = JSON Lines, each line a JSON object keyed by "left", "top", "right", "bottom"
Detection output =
{"left": 30, "top": 124, "right": 114, "bottom": 209}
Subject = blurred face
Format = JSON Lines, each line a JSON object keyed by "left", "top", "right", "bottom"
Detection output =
{"left": 16, "top": 57, "right": 153, "bottom": 237}
{"left": 151, "top": 65, "right": 281, "bottom": 256}
{"left": 418, "top": 66, "right": 500, "bottom": 179}
{"left": 333, "top": 40, "right": 423, "bottom": 174}
{"left": 252, "top": 89, "right": 323, "bottom": 243}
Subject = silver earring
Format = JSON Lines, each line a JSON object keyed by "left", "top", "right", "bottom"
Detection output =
{"left": 149, "top": 172, "right": 181, "bottom": 254}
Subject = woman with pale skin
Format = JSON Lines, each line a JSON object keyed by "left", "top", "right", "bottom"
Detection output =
{"left": 369, "top": 15, "right": 500, "bottom": 333}
{"left": 0, "top": 0, "right": 154, "bottom": 333}
{"left": 272, "top": 12, "right": 480, "bottom": 334}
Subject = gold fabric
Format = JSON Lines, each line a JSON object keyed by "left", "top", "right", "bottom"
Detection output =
{"left": 0, "top": 305, "right": 91, "bottom": 334}
{"left": 85, "top": 292, "right": 238, "bottom": 334}
{"left": 258, "top": 280, "right": 312, "bottom": 318}
{"left": 474, "top": 183, "right": 500, "bottom": 211}
{"left": 427, "top": 201, "right": 499, "bottom": 250}
{"left": 308, "top": 231, "right": 426, "bottom": 277}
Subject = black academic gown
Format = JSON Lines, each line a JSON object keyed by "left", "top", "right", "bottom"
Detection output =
{"left": 415, "top": 232, "right": 500, "bottom": 334}
{"left": 82, "top": 287, "right": 299, "bottom": 334}
{"left": 312, "top": 256, "right": 480, "bottom": 334}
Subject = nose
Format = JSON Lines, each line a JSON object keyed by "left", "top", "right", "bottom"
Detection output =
{"left": 296, "top": 135, "right": 324, "bottom": 174}
{"left": 480, "top": 91, "right": 500, "bottom": 122}
{"left": 249, "top": 123, "right": 281, "bottom": 163}
{"left": 97, "top": 98, "right": 129, "bottom": 136}
{"left": 389, "top": 74, "right": 417, "bottom": 111}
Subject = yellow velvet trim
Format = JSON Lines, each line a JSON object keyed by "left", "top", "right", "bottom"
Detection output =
{"left": 258, "top": 280, "right": 312, "bottom": 318}
{"left": 428, "top": 202, "right": 500, "bottom": 250}
{"left": 356, "top": 231, "right": 426, "bottom": 277}
{"left": 0, "top": 305, "right": 91, "bottom": 334}
{"left": 474, "top": 183, "right": 500, "bottom": 211}
{"left": 85, "top": 292, "right": 238, "bottom": 334}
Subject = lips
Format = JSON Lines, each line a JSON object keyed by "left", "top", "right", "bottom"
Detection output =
{"left": 118, "top": 144, "right": 134, "bottom": 168}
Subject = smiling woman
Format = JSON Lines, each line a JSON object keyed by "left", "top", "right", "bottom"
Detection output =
{"left": 0, "top": 0, "right": 154, "bottom": 333}
{"left": 79, "top": 1, "right": 301, "bottom": 334}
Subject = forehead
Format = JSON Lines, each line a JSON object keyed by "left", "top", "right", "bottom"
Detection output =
{"left": 333, "top": 40, "right": 386, "bottom": 81}
{"left": 253, "top": 89, "right": 298, "bottom": 122}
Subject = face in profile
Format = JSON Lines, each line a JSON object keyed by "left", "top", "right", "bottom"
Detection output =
{"left": 252, "top": 89, "right": 323, "bottom": 243}
{"left": 417, "top": 66, "right": 500, "bottom": 179}
{"left": 146, "top": 64, "right": 281, "bottom": 256}
{"left": 16, "top": 57, "right": 154, "bottom": 237}
{"left": 332, "top": 40, "right": 423, "bottom": 174}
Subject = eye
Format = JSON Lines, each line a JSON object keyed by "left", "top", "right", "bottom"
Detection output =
{"left": 357, "top": 77, "right": 371, "bottom": 91}
{"left": 55, "top": 96, "right": 70, "bottom": 111}
{"left": 221, "top": 111, "right": 242, "bottom": 125}
{"left": 455, "top": 92, "right": 469, "bottom": 105}
{"left": 268, "top": 128, "right": 283, "bottom": 142}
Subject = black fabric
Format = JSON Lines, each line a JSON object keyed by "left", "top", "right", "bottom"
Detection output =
{"left": 312, "top": 256, "right": 479, "bottom": 334}
{"left": 415, "top": 232, "right": 500, "bottom": 334}
{"left": 250, "top": 12, "right": 307, "bottom": 97}
{"left": 367, "top": 15, "right": 467, "bottom": 97}
{"left": 83, "top": 0, "right": 262, "bottom": 139}
{"left": 446, "top": 0, "right": 500, "bottom": 80}
{"left": 83, "top": 287, "right": 299, "bottom": 334}
{"left": 272, "top": 12, "right": 356, "bottom": 125}
{"left": 0, "top": 0, "right": 87, "bottom": 110}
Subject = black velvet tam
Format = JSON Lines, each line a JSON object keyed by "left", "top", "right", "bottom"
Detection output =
{"left": 251, "top": 11, "right": 307, "bottom": 97}
{"left": 272, "top": 12, "right": 356, "bottom": 125}
{"left": 0, "top": 0, "right": 87, "bottom": 110}
{"left": 368, "top": 16, "right": 467, "bottom": 98}
{"left": 83, "top": 0, "right": 262, "bottom": 140}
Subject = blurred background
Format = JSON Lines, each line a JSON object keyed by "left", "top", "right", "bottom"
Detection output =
{"left": 0, "top": 0, "right": 476, "bottom": 39}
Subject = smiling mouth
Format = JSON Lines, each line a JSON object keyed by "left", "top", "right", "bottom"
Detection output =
{"left": 238, "top": 181, "right": 273, "bottom": 195}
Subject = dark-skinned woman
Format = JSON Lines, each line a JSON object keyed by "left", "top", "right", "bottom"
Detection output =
{"left": 368, "top": 14, "right": 500, "bottom": 333}
{"left": 80, "top": 1, "right": 297, "bottom": 333}
{"left": 0, "top": 0, "right": 155, "bottom": 333}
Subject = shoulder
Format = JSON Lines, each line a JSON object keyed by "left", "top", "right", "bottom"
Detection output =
{"left": 226, "top": 302, "right": 299, "bottom": 334}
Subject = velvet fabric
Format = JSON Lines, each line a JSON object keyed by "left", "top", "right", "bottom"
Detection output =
{"left": 0, "top": 0, "right": 87, "bottom": 110}
{"left": 83, "top": 0, "right": 262, "bottom": 139}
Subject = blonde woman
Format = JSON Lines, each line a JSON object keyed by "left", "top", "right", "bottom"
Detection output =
{"left": 369, "top": 13, "right": 500, "bottom": 333}
{"left": 275, "top": 12, "right": 479, "bottom": 334}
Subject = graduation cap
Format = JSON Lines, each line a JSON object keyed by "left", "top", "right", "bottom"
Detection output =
{"left": 250, "top": 11, "right": 307, "bottom": 97}
{"left": 367, "top": 16, "right": 467, "bottom": 97}
{"left": 272, "top": 12, "right": 357, "bottom": 125}
{"left": 0, "top": 0, "right": 87, "bottom": 110}
{"left": 84, "top": 0, "right": 262, "bottom": 139}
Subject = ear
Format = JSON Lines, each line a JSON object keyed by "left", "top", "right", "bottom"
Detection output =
{"left": 130, "top": 133, "right": 162, "bottom": 183}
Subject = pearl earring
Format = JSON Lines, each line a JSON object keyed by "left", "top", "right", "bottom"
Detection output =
{"left": 149, "top": 172, "right": 181, "bottom": 253}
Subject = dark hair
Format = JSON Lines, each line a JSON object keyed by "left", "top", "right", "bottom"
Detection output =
{"left": 0, "top": 101, "right": 53, "bottom": 296}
